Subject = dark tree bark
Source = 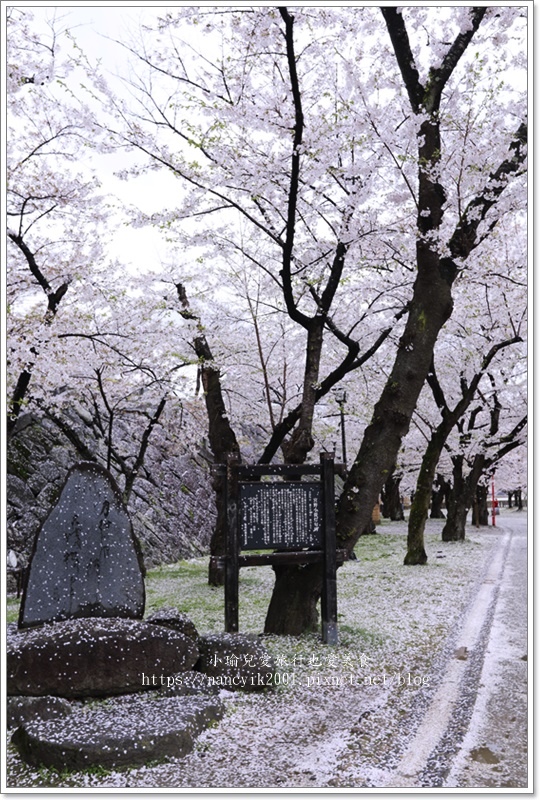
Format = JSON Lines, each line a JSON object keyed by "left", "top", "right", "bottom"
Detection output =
{"left": 281, "top": 318, "right": 324, "bottom": 465}
{"left": 508, "top": 490, "right": 514, "bottom": 508}
{"left": 122, "top": 396, "right": 167, "bottom": 504}
{"left": 443, "top": 469, "right": 468, "bottom": 539}
{"left": 405, "top": 432, "right": 448, "bottom": 564}
{"left": 442, "top": 415, "right": 527, "bottom": 540}
{"left": 405, "top": 336, "right": 520, "bottom": 563}
{"left": 176, "top": 284, "right": 240, "bottom": 586}
{"left": 381, "top": 470, "right": 404, "bottom": 521}
{"left": 430, "top": 474, "right": 450, "bottom": 518}
{"left": 200, "top": 343, "right": 242, "bottom": 585}
{"left": 8, "top": 368, "right": 33, "bottom": 436}
{"left": 515, "top": 488, "right": 523, "bottom": 510}
{"left": 443, "top": 454, "right": 484, "bottom": 540}
{"left": 264, "top": 562, "right": 323, "bottom": 635}
{"left": 474, "top": 483, "right": 489, "bottom": 526}
{"left": 7, "top": 232, "right": 71, "bottom": 436}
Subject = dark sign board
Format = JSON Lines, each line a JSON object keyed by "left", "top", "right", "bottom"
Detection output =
{"left": 239, "top": 482, "right": 322, "bottom": 550}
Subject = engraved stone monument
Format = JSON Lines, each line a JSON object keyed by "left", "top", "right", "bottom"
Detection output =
{"left": 18, "top": 462, "right": 145, "bottom": 629}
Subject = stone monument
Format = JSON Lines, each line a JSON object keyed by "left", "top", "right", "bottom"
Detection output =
{"left": 18, "top": 462, "right": 145, "bottom": 629}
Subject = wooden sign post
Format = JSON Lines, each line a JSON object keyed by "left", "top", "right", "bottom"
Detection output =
{"left": 223, "top": 453, "right": 344, "bottom": 645}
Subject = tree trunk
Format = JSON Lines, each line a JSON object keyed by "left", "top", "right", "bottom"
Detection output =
{"left": 281, "top": 319, "right": 324, "bottom": 465}
{"left": 443, "top": 493, "right": 470, "bottom": 541}
{"left": 7, "top": 234, "right": 71, "bottom": 435}
{"left": 204, "top": 360, "right": 241, "bottom": 585}
{"left": 442, "top": 454, "right": 486, "bottom": 541}
{"left": 475, "top": 483, "right": 489, "bottom": 525}
{"left": 7, "top": 369, "right": 33, "bottom": 438}
{"left": 264, "top": 562, "right": 323, "bottom": 635}
{"left": 381, "top": 470, "right": 404, "bottom": 521}
{"left": 442, "top": 457, "right": 468, "bottom": 540}
{"left": 405, "top": 430, "right": 448, "bottom": 564}
{"left": 175, "top": 286, "right": 241, "bottom": 586}
{"left": 407, "top": 336, "right": 522, "bottom": 557}
{"left": 264, "top": 265, "right": 454, "bottom": 633}
{"left": 430, "top": 474, "right": 450, "bottom": 518}
{"left": 508, "top": 490, "right": 513, "bottom": 508}
{"left": 264, "top": 320, "right": 327, "bottom": 634}
{"left": 262, "top": 12, "right": 525, "bottom": 635}
{"left": 337, "top": 263, "right": 454, "bottom": 546}
{"left": 195, "top": 337, "right": 240, "bottom": 587}
{"left": 208, "top": 470, "right": 228, "bottom": 586}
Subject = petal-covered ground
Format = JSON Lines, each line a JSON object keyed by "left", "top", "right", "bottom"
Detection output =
{"left": 5, "top": 512, "right": 528, "bottom": 790}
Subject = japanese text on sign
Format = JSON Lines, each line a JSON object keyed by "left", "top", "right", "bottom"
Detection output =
{"left": 239, "top": 482, "right": 322, "bottom": 549}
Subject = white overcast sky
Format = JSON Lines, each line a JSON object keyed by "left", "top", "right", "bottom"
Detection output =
{"left": 9, "top": 4, "right": 187, "bottom": 276}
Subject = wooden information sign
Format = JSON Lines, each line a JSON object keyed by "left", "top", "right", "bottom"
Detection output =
{"left": 239, "top": 482, "right": 322, "bottom": 549}
{"left": 219, "top": 453, "right": 344, "bottom": 645}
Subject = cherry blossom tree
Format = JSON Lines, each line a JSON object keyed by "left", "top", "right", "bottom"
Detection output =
{"left": 83, "top": 6, "right": 526, "bottom": 633}
{"left": 440, "top": 357, "right": 527, "bottom": 540}
{"left": 95, "top": 7, "right": 412, "bottom": 593}
{"left": 275, "top": 6, "right": 526, "bottom": 632}
{"left": 405, "top": 213, "right": 527, "bottom": 561}
{"left": 6, "top": 8, "right": 109, "bottom": 433}
{"left": 103, "top": 6, "right": 408, "bottom": 460}
{"left": 407, "top": 337, "right": 524, "bottom": 562}
{"left": 6, "top": 9, "right": 202, "bottom": 532}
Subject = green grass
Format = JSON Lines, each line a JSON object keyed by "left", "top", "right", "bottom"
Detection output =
{"left": 7, "top": 596, "right": 20, "bottom": 624}
{"left": 6, "top": 521, "right": 489, "bottom": 648}
{"left": 145, "top": 559, "right": 277, "bottom": 634}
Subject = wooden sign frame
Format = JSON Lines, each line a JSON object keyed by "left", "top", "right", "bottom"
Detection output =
{"left": 219, "top": 452, "right": 345, "bottom": 645}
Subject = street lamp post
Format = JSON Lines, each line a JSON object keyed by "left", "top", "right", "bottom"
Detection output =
{"left": 333, "top": 389, "right": 347, "bottom": 470}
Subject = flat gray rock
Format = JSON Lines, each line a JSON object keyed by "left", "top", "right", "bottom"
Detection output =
{"left": 19, "top": 462, "right": 145, "bottom": 629}
{"left": 7, "top": 696, "right": 75, "bottom": 728}
{"left": 7, "top": 618, "right": 199, "bottom": 697}
{"left": 12, "top": 695, "right": 224, "bottom": 770}
{"left": 145, "top": 609, "right": 199, "bottom": 642}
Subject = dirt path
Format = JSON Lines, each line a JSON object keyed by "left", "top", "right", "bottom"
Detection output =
{"left": 380, "top": 514, "right": 529, "bottom": 789}
{"left": 443, "top": 514, "right": 529, "bottom": 788}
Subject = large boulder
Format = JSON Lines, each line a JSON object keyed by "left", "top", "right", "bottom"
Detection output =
{"left": 145, "top": 608, "right": 199, "bottom": 643}
{"left": 7, "top": 618, "right": 198, "bottom": 697}
{"left": 196, "top": 632, "right": 276, "bottom": 691}
{"left": 7, "top": 696, "right": 75, "bottom": 729}
{"left": 19, "top": 462, "right": 145, "bottom": 629}
{"left": 12, "top": 695, "right": 224, "bottom": 770}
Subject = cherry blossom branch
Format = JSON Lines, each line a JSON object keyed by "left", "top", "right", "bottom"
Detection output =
{"left": 277, "top": 7, "right": 311, "bottom": 330}
{"left": 381, "top": 7, "right": 486, "bottom": 114}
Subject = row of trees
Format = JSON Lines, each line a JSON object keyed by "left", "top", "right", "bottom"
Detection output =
{"left": 7, "top": 7, "right": 527, "bottom": 634}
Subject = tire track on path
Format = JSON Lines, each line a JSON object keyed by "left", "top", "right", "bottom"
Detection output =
{"left": 382, "top": 528, "right": 514, "bottom": 788}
